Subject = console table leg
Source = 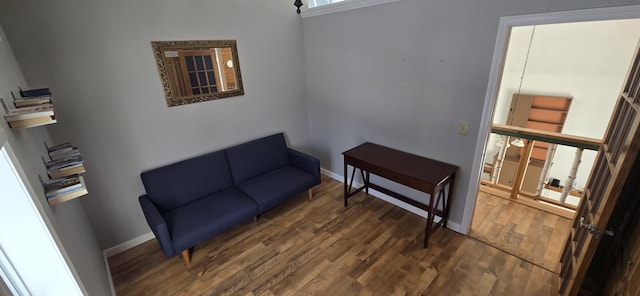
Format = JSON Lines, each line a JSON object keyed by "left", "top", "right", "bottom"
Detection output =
{"left": 344, "top": 162, "right": 348, "bottom": 207}
{"left": 424, "top": 193, "right": 436, "bottom": 248}
{"left": 365, "top": 171, "right": 370, "bottom": 194}
{"left": 444, "top": 174, "right": 455, "bottom": 228}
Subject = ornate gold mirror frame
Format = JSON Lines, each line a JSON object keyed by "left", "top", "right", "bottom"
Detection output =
{"left": 151, "top": 40, "right": 244, "bottom": 107}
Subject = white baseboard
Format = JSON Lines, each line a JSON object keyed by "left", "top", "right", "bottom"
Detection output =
{"left": 102, "top": 232, "right": 154, "bottom": 296}
{"left": 103, "top": 232, "right": 154, "bottom": 258}
{"left": 102, "top": 231, "right": 155, "bottom": 295}
{"left": 321, "top": 168, "right": 461, "bottom": 233}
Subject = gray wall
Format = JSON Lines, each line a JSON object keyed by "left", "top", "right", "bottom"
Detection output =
{"left": 303, "top": 0, "right": 640, "bottom": 227}
{"left": 0, "top": 26, "right": 109, "bottom": 295}
{"left": 2, "top": 0, "right": 639, "bottom": 293}
{"left": 0, "top": 0, "right": 310, "bottom": 254}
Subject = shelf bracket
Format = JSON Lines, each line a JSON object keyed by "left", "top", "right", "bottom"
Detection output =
{"left": 0, "top": 98, "right": 8, "bottom": 114}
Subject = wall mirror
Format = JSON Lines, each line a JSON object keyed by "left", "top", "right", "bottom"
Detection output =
{"left": 151, "top": 40, "right": 244, "bottom": 107}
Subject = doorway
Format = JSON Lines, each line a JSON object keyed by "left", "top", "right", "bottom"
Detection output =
{"left": 461, "top": 7, "right": 640, "bottom": 273}
{"left": 0, "top": 143, "right": 84, "bottom": 295}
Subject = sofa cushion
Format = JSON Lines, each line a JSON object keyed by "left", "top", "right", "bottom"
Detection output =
{"left": 225, "top": 133, "right": 290, "bottom": 185}
{"left": 163, "top": 188, "right": 259, "bottom": 253}
{"left": 141, "top": 150, "right": 234, "bottom": 213}
{"left": 238, "top": 166, "right": 318, "bottom": 212}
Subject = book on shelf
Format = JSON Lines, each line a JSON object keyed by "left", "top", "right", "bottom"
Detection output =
{"left": 48, "top": 166, "right": 86, "bottom": 179}
{"left": 19, "top": 87, "right": 51, "bottom": 98}
{"left": 47, "top": 142, "right": 73, "bottom": 153}
{"left": 47, "top": 187, "right": 88, "bottom": 205}
{"left": 47, "top": 161, "right": 84, "bottom": 172}
{"left": 44, "top": 175, "right": 84, "bottom": 198}
{"left": 50, "top": 149, "right": 80, "bottom": 160}
{"left": 47, "top": 142, "right": 71, "bottom": 150}
{"left": 45, "top": 143, "right": 85, "bottom": 178}
{"left": 14, "top": 95, "right": 52, "bottom": 108}
{"left": 45, "top": 176, "right": 88, "bottom": 206}
{"left": 7, "top": 116, "right": 56, "bottom": 129}
{"left": 47, "top": 163, "right": 85, "bottom": 175}
{"left": 46, "top": 182, "right": 84, "bottom": 198}
{"left": 45, "top": 154, "right": 83, "bottom": 169}
{"left": 4, "top": 103, "right": 54, "bottom": 122}
{"left": 43, "top": 175, "right": 80, "bottom": 193}
{"left": 47, "top": 143, "right": 81, "bottom": 160}
{"left": 47, "top": 163, "right": 85, "bottom": 179}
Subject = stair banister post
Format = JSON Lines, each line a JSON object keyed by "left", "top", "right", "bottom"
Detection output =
{"left": 560, "top": 147, "right": 583, "bottom": 204}
{"left": 535, "top": 143, "right": 557, "bottom": 197}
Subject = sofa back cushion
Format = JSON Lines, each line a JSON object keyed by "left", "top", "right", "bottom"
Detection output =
{"left": 225, "top": 133, "right": 289, "bottom": 185}
{"left": 141, "top": 150, "right": 233, "bottom": 213}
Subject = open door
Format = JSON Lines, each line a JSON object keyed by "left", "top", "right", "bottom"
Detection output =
{"left": 559, "top": 40, "right": 640, "bottom": 295}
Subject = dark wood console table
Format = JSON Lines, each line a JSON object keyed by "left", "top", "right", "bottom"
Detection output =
{"left": 342, "top": 142, "right": 458, "bottom": 248}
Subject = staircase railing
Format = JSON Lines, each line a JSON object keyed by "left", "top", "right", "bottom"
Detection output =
{"left": 489, "top": 124, "right": 602, "bottom": 207}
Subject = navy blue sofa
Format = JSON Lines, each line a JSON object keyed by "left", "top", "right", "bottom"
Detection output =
{"left": 138, "top": 133, "right": 320, "bottom": 265}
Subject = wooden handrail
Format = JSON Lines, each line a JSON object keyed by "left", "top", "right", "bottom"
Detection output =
{"left": 491, "top": 124, "right": 602, "bottom": 151}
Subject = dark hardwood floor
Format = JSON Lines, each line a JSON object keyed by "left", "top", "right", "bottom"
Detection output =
{"left": 109, "top": 176, "right": 558, "bottom": 295}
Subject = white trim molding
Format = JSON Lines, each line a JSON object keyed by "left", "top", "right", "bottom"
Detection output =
{"left": 102, "top": 232, "right": 155, "bottom": 296}
{"left": 460, "top": 4, "right": 640, "bottom": 234}
{"left": 301, "top": 0, "right": 403, "bottom": 18}
{"left": 103, "top": 232, "right": 155, "bottom": 258}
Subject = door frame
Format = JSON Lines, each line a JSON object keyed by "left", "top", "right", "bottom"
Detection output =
{"left": 460, "top": 4, "right": 640, "bottom": 234}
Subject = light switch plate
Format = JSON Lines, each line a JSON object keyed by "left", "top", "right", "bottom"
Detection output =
{"left": 458, "top": 121, "right": 469, "bottom": 135}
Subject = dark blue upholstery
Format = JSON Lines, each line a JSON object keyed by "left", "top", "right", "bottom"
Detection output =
{"left": 138, "top": 133, "right": 321, "bottom": 262}
{"left": 163, "top": 188, "right": 258, "bottom": 253}
{"left": 140, "top": 150, "right": 233, "bottom": 213}
{"left": 226, "top": 133, "right": 289, "bottom": 185}
{"left": 238, "top": 166, "right": 318, "bottom": 212}
{"left": 139, "top": 195, "right": 174, "bottom": 256}
{"left": 288, "top": 148, "right": 321, "bottom": 183}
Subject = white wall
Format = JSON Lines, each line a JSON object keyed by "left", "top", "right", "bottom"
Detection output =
{"left": 0, "top": 26, "right": 109, "bottom": 295}
{"left": 0, "top": 0, "right": 310, "bottom": 254}
{"left": 489, "top": 20, "right": 640, "bottom": 193}
{"left": 303, "top": 0, "right": 640, "bottom": 227}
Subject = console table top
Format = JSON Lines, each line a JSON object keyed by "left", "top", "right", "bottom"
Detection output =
{"left": 342, "top": 142, "right": 458, "bottom": 185}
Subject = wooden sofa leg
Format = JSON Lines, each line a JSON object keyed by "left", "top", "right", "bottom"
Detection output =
{"left": 253, "top": 215, "right": 258, "bottom": 223}
{"left": 308, "top": 188, "right": 313, "bottom": 201}
{"left": 182, "top": 249, "right": 191, "bottom": 266}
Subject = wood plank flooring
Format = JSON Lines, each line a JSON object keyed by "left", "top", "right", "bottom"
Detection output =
{"left": 109, "top": 176, "right": 558, "bottom": 295}
{"left": 469, "top": 190, "right": 572, "bottom": 273}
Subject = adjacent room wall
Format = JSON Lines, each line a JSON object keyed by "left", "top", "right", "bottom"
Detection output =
{"left": 489, "top": 20, "right": 640, "bottom": 194}
{"left": 303, "top": 0, "right": 640, "bottom": 228}
{"left": 0, "top": 0, "right": 309, "bottom": 254}
{"left": 0, "top": 26, "right": 109, "bottom": 295}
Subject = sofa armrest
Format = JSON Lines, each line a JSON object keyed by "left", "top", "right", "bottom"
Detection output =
{"left": 288, "top": 148, "right": 321, "bottom": 183}
{"left": 138, "top": 195, "right": 175, "bottom": 257}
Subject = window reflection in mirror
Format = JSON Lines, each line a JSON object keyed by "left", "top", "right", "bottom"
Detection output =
{"left": 151, "top": 40, "right": 244, "bottom": 107}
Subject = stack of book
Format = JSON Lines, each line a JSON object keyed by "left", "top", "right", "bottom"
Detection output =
{"left": 3, "top": 103, "right": 56, "bottom": 128}
{"left": 20, "top": 87, "right": 51, "bottom": 97}
{"left": 47, "top": 142, "right": 81, "bottom": 160}
{"left": 14, "top": 96, "right": 52, "bottom": 108}
{"left": 43, "top": 175, "right": 88, "bottom": 205}
{"left": 14, "top": 87, "right": 52, "bottom": 108}
{"left": 43, "top": 142, "right": 89, "bottom": 205}
{"left": 46, "top": 143, "right": 85, "bottom": 178}
{"left": 46, "top": 155, "right": 85, "bottom": 179}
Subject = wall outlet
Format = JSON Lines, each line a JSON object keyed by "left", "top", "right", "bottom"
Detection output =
{"left": 458, "top": 121, "right": 469, "bottom": 135}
